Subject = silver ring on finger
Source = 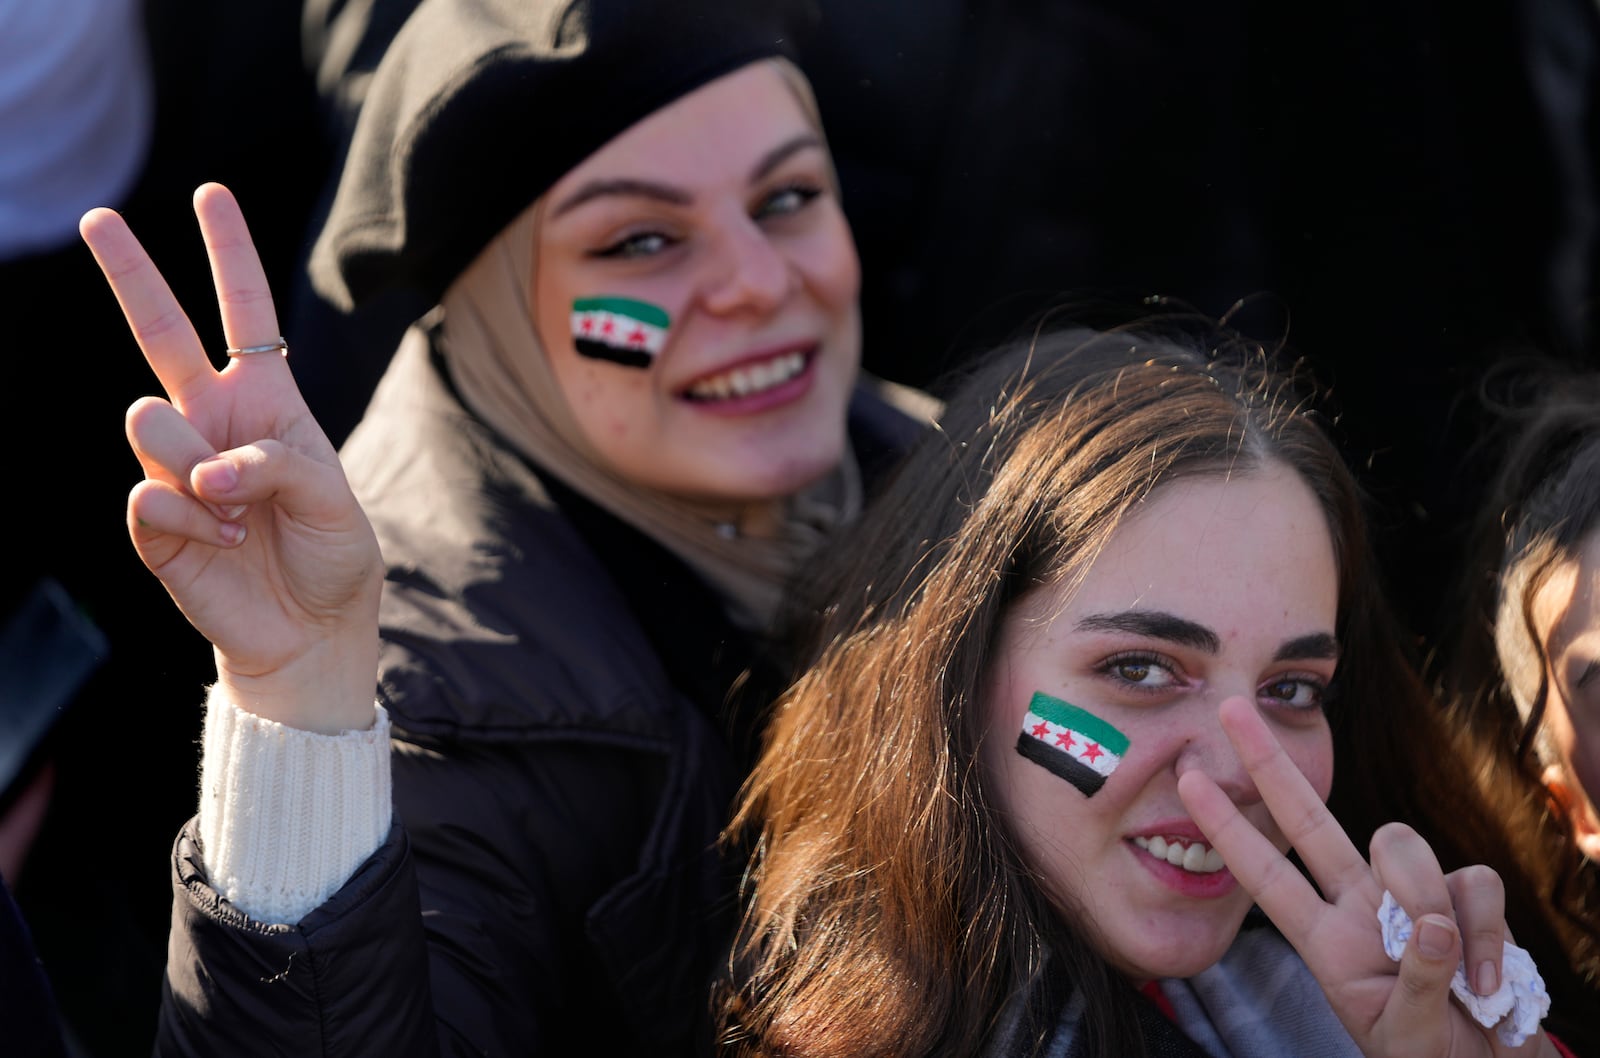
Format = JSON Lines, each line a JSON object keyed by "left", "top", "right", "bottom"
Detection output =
{"left": 225, "top": 336, "right": 288, "bottom": 358}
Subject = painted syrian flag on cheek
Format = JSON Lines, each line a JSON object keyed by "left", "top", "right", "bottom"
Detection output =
{"left": 1016, "top": 691, "right": 1130, "bottom": 798}
{"left": 571, "top": 297, "right": 670, "bottom": 368}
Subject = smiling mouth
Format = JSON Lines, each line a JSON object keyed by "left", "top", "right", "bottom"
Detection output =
{"left": 683, "top": 350, "right": 809, "bottom": 402}
{"left": 1132, "top": 835, "right": 1227, "bottom": 874}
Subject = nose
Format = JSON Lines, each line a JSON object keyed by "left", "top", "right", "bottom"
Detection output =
{"left": 700, "top": 212, "right": 793, "bottom": 316}
{"left": 1174, "top": 694, "right": 1263, "bottom": 806}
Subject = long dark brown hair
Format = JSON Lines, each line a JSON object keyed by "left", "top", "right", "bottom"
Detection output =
{"left": 1440, "top": 360, "right": 1600, "bottom": 994}
{"left": 717, "top": 323, "right": 1575, "bottom": 1056}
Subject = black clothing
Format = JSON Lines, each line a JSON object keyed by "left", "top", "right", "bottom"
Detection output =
{"left": 155, "top": 323, "right": 925, "bottom": 1056}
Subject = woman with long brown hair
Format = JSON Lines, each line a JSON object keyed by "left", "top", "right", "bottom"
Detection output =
{"left": 718, "top": 324, "right": 1597, "bottom": 1056}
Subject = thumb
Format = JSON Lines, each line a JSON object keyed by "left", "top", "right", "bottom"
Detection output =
{"left": 1380, "top": 913, "right": 1461, "bottom": 1054}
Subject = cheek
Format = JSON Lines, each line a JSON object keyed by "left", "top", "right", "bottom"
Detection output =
{"left": 979, "top": 682, "right": 1038, "bottom": 809}
{"left": 552, "top": 361, "right": 654, "bottom": 446}
{"left": 1288, "top": 723, "right": 1336, "bottom": 802}
{"left": 1546, "top": 703, "right": 1597, "bottom": 789}
{"left": 796, "top": 218, "right": 861, "bottom": 310}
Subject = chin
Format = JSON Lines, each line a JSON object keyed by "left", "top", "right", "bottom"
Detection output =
{"left": 1151, "top": 941, "right": 1233, "bottom": 980}
{"left": 1110, "top": 937, "right": 1234, "bottom": 984}
{"left": 1104, "top": 912, "right": 1245, "bottom": 983}
{"left": 730, "top": 442, "right": 847, "bottom": 500}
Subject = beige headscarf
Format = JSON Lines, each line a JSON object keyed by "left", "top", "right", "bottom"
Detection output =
{"left": 441, "top": 66, "right": 861, "bottom": 631}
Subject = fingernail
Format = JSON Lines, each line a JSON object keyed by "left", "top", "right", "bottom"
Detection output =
{"left": 220, "top": 504, "right": 247, "bottom": 521}
{"left": 219, "top": 522, "right": 246, "bottom": 546}
{"left": 1477, "top": 960, "right": 1499, "bottom": 996}
{"left": 1418, "top": 916, "right": 1454, "bottom": 959}
{"left": 194, "top": 457, "right": 238, "bottom": 495}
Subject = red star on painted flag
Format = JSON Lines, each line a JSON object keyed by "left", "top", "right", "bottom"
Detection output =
{"left": 1054, "top": 731, "right": 1075, "bottom": 750}
{"left": 1031, "top": 721, "right": 1050, "bottom": 739}
{"left": 579, "top": 317, "right": 594, "bottom": 334}
{"left": 627, "top": 327, "right": 648, "bottom": 346}
{"left": 1082, "top": 742, "right": 1104, "bottom": 763}
{"left": 601, "top": 319, "right": 616, "bottom": 336}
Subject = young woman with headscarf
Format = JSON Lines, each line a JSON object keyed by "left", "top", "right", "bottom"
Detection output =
{"left": 79, "top": 0, "right": 930, "bottom": 1052}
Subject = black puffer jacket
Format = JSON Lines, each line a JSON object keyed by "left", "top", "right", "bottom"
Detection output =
{"left": 156, "top": 320, "right": 927, "bottom": 1056}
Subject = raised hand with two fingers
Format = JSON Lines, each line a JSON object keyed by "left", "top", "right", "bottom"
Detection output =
{"left": 1179, "top": 696, "right": 1556, "bottom": 1058}
{"left": 79, "top": 183, "right": 380, "bottom": 733}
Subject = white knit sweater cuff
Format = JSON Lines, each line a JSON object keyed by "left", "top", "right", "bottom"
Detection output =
{"left": 197, "top": 686, "right": 393, "bottom": 924}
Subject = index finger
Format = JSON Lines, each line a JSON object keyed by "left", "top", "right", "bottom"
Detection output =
{"left": 1180, "top": 766, "right": 1330, "bottom": 944}
{"left": 79, "top": 206, "right": 213, "bottom": 402}
{"left": 1218, "top": 697, "right": 1373, "bottom": 902}
{"left": 192, "top": 183, "right": 289, "bottom": 375}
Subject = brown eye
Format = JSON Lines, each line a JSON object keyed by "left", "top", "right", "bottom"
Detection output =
{"left": 1261, "top": 677, "right": 1326, "bottom": 711}
{"left": 1098, "top": 653, "right": 1179, "bottom": 691}
{"left": 1116, "top": 660, "right": 1152, "bottom": 683}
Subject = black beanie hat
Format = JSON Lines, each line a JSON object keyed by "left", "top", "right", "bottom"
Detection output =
{"left": 309, "top": 0, "right": 820, "bottom": 312}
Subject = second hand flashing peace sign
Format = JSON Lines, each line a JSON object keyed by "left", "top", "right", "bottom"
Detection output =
{"left": 80, "top": 183, "right": 381, "bottom": 734}
{"left": 1179, "top": 696, "right": 1556, "bottom": 1058}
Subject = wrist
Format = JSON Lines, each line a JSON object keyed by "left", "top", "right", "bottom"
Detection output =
{"left": 213, "top": 635, "right": 379, "bottom": 733}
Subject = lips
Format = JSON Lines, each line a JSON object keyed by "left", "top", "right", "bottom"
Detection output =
{"left": 681, "top": 346, "right": 811, "bottom": 403}
{"left": 1131, "top": 834, "right": 1227, "bottom": 874}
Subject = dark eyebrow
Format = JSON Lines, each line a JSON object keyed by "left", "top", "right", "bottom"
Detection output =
{"left": 549, "top": 178, "right": 693, "bottom": 219}
{"left": 1075, "top": 611, "right": 1220, "bottom": 654}
{"left": 751, "top": 133, "right": 824, "bottom": 182}
{"left": 1273, "top": 632, "right": 1340, "bottom": 662}
{"left": 1075, "top": 611, "right": 1339, "bottom": 664}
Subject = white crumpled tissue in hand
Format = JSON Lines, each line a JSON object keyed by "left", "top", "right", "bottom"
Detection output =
{"left": 1377, "top": 890, "right": 1550, "bottom": 1047}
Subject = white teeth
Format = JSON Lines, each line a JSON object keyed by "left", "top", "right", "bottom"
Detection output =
{"left": 687, "top": 351, "right": 806, "bottom": 401}
{"left": 1132, "top": 835, "right": 1226, "bottom": 874}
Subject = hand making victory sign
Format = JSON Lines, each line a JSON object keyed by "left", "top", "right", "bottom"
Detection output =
{"left": 1179, "top": 697, "right": 1556, "bottom": 1058}
{"left": 80, "top": 183, "right": 381, "bottom": 734}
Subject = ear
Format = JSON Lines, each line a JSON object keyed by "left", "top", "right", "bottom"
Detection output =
{"left": 1542, "top": 764, "right": 1600, "bottom": 861}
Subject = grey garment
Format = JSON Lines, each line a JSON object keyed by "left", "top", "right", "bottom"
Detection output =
{"left": 1154, "top": 926, "right": 1361, "bottom": 1058}
{"left": 987, "top": 921, "right": 1362, "bottom": 1058}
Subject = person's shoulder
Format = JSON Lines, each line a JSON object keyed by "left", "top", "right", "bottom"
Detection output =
{"left": 371, "top": 508, "right": 685, "bottom": 745}
{"left": 333, "top": 333, "right": 685, "bottom": 742}
{"left": 848, "top": 372, "right": 941, "bottom": 483}
{"left": 852, "top": 371, "right": 943, "bottom": 430}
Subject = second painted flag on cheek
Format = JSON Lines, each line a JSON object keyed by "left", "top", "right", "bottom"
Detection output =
{"left": 571, "top": 296, "right": 670, "bottom": 368}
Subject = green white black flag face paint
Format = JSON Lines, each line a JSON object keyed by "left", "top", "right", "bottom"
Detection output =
{"left": 1016, "top": 691, "right": 1130, "bottom": 797}
{"left": 571, "top": 296, "right": 670, "bottom": 368}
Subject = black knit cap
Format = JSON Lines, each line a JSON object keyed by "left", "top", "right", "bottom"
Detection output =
{"left": 309, "top": 0, "right": 820, "bottom": 311}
